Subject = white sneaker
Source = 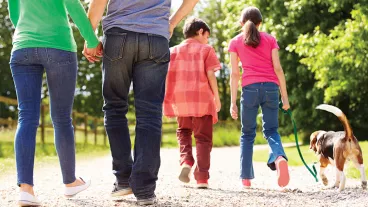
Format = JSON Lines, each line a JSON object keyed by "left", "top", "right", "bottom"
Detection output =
{"left": 64, "top": 177, "right": 91, "bottom": 198}
{"left": 178, "top": 163, "right": 191, "bottom": 183}
{"left": 18, "top": 191, "right": 41, "bottom": 206}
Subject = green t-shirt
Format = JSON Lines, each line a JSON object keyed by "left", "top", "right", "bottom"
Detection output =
{"left": 8, "top": 0, "right": 99, "bottom": 52}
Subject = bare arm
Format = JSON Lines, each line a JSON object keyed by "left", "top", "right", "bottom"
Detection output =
{"left": 169, "top": 0, "right": 199, "bottom": 36}
{"left": 230, "top": 52, "right": 240, "bottom": 119}
{"left": 230, "top": 52, "right": 240, "bottom": 104}
{"left": 272, "top": 49, "right": 290, "bottom": 110}
{"left": 87, "top": 0, "right": 109, "bottom": 31}
{"left": 207, "top": 69, "right": 221, "bottom": 112}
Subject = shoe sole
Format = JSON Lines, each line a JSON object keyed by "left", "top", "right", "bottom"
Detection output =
{"left": 111, "top": 188, "right": 133, "bottom": 197}
{"left": 18, "top": 200, "right": 41, "bottom": 206}
{"left": 196, "top": 184, "right": 208, "bottom": 189}
{"left": 276, "top": 159, "right": 290, "bottom": 187}
{"left": 137, "top": 198, "right": 156, "bottom": 205}
{"left": 178, "top": 167, "right": 191, "bottom": 183}
{"left": 137, "top": 200, "right": 156, "bottom": 205}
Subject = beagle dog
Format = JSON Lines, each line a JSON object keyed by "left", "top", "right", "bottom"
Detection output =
{"left": 310, "top": 104, "right": 367, "bottom": 191}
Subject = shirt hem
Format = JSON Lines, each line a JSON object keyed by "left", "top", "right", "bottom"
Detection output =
{"left": 103, "top": 25, "right": 170, "bottom": 40}
{"left": 12, "top": 43, "right": 77, "bottom": 53}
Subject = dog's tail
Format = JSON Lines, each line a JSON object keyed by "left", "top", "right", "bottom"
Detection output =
{"left": 316, "top": 104, "right": 354, "bottom": 142}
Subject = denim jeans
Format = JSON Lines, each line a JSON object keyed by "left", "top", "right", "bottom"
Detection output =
{"left": 9, "top": 48, "right": 78, "bottom": 186}
{"left": 102, "top": 28, "right": 169, "bottom": 199}
{"left": 240, "top": 82, "right": 287, "bottom": 179}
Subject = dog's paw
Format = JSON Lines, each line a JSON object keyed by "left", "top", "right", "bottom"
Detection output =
{"left": 362, "top": 181, "right": 367, "bottom": 190}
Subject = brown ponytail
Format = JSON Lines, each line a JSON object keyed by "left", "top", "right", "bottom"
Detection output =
{"left": 241, "top": 7, "right": 263, "bottom": 48}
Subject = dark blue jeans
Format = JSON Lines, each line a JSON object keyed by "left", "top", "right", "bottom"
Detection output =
{"left": 10, "top": 48, "right": 78, "bottom": 186}
{"left": 240, "top": 82, "right": 287, "bottom": 179}
{"left": 102, "top": 28, "right": 169, "bottom": 199}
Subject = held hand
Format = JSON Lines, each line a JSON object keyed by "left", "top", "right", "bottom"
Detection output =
{"left": 82, "top": 42, "right": 103, "bottom": 63}
{"left": 281, "top": 97, "right": 290, "bottom": 111}
{"left": 215, "top": 99, "right": 221, "bottom": 112}
{"left": 230, "top": 103, "right": 238, "bottom": 120}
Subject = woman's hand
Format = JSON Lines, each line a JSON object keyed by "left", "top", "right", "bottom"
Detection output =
{"left": 230, "top": 103, "right": 238, "bottom": 120}
{"left": 83, "top": 42, "right": 103, "bottom": 63}
{"left": 281, "top": 97, "right": 290, "bottom": 111}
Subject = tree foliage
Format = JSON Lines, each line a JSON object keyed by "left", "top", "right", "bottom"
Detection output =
{"left": 197, "top": 0, "right": 368, "bottom": 141}
{"left": 1, "top": 0, "right": 367, "bottom": 141}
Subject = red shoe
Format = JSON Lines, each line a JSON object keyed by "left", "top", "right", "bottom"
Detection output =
{"left": 178, "top": 161, "right": 192, "bottom": 183}
{"left": 275, "top": 156, "right": 290, "bottom": 187}
{"left": 196, "top": 180, "right": 208, "bottom": 189}
{"left": 242, "top": 179, "right": 251, "bottom": 189}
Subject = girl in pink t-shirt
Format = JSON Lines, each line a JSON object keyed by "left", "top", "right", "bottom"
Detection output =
{"left": 228, "top": 6, "right": 291, "bottom": 189}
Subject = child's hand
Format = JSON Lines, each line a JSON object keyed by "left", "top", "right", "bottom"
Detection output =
{"left": 230, "top": 103, "right": 238, "bottom": 120}
{"left": 215, "top": 99, "right": 221, "bottom": 112}
{"left": 82, "top": 42, "right": 103, "bottom": 63}
{"left": 281, "top": 97, "right": 290, "bottom": 111}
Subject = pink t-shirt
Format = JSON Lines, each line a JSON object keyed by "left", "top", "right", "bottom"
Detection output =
{"left": 228, "top": 32, "right": 280, "bottom": 87}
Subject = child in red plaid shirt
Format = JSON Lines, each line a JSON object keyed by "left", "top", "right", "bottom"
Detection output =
{"left": 163, "top": 17, "right": 221, "bottom": 188}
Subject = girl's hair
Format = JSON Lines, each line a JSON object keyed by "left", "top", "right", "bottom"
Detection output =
{"left": 240, "top": 6, "right": 263, "bottom": 48}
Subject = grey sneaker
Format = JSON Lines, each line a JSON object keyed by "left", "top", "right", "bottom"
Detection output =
{"left": 111, "top": 183, "right": 133, "bottom": 197}
{"left": 137, "top": 196, "right": 157, "bottom": 206}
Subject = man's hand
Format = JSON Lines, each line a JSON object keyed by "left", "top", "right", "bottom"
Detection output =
{"left": 169, "top": 0, "right": 199, "bottom": 38}
{"left": 82, "top": 42, "right": 103, "bottom": 63}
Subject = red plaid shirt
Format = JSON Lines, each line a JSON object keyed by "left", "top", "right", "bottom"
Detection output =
{"left": 163, "top": 38, "right": 221, "bottom": 124}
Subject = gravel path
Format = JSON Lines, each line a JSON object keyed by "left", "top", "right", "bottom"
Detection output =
{"left": 1, "top": 147, "right": 367, "bottom": 207}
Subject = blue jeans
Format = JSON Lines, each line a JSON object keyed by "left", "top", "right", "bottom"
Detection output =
{"left": 102, "top": 28, "right": 169, "bottom": 199}
{"left": 240, "top": 82, "right": 287, "bottom": 179}
{"left": 10, "top": 48, "right": 78, "bottom": 186}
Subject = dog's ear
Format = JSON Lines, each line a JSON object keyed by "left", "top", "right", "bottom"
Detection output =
{"left": 310, "top": 131, "right": 319, "bottom": 152}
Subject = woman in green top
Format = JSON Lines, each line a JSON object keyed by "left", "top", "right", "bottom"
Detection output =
{"left": 8, "top": 0, "right": 101, "bottom": 205}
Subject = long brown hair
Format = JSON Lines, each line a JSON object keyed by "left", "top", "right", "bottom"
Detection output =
{"left": 241, "top": 7, "right": 263, "bottom": 48}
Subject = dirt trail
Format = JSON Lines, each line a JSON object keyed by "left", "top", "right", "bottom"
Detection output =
{"left": 1, "top": 147, "right": 367, "bottom": 206}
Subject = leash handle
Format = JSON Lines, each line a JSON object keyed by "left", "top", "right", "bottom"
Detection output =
{"left": 279, "top": 102, "right": 319, "bottom": 182}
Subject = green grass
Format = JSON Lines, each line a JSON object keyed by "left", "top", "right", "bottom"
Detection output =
{"left": 253, "top": 141, "right": 368, "bottom": 179}
{"left": 159, "top": 121, "right": 295, "bottom": 147}
{"left": 0, "top": 128, "right": 110, "bottom": 174}
{"left": 0, "top": 121, "right": 295, "bottom": 173}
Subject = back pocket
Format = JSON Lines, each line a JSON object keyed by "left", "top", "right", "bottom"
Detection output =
{"left": 46, "top": 48, "right": 73, "bottom": 65}
{"left": 241, "top": 88, "right": 258, "bottom": 108}
{"left": 10, "top": 49, "right": 29, "bottom": 64}
{"left": 265, "top": 90, "right": 279, "bottom": 109}
{"left": 103, "top": 32, "right": 127, "bottom": 61}
{"left": 148, "top": 34, "right": 170, "bottom": 63}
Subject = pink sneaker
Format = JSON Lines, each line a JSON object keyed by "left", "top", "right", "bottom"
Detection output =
{"left": 275, "top": 156, "right": 290, "bottom": 187}
{"left": 196, "top": 180, "right": 208, "bottom": 189}
{"left": 242, "top": 179, "right": 251, "bottom": 189}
